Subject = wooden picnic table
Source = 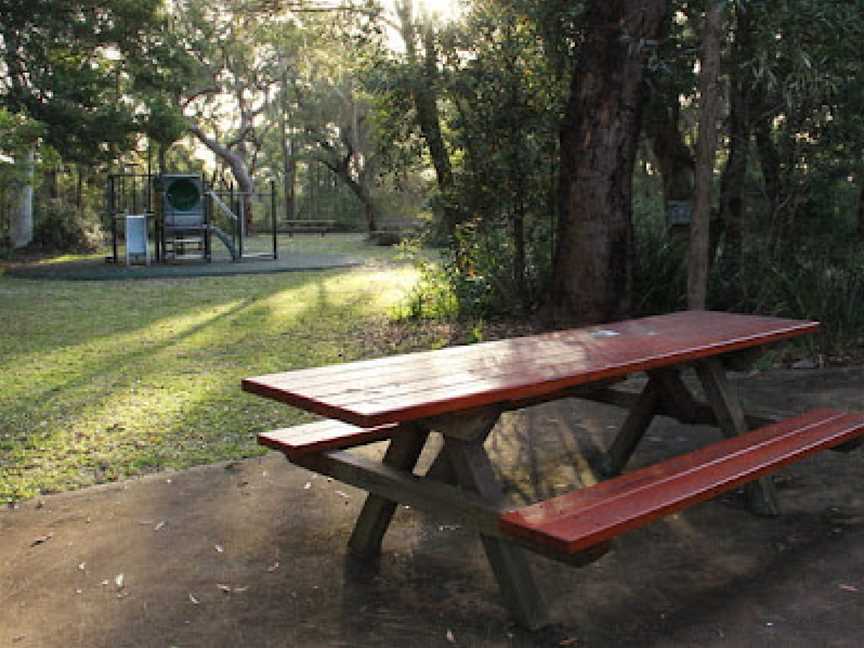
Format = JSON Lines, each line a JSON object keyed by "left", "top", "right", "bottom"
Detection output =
{"left": 243, "top": 311, "right": 864, "bottom": 629}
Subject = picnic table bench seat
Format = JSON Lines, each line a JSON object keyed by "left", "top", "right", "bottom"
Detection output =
{"left": 500, "top": 408, "right": 864, "bottom": 554}
{"left": 259, "top": 419, "right": 399, "bottom": 461}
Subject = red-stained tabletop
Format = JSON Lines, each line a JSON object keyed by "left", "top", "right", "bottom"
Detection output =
{"left": 242, "top": 311, "right": 819, "bottom": 428}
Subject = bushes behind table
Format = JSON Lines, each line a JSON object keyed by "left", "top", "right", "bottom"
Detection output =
{"left": 398, "top": 217, "right": 555, "bottom": 321}
{"left": 634, "top": 214, "right": 864, "bottom": 359}
{"left": 32, "top": 198, "right": 104, "bottom": 252}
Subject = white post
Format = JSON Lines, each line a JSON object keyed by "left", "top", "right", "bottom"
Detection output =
{"left": 11, "top": 148, "right": 35, "bottom": 249}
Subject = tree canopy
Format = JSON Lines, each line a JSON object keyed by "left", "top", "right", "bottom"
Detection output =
{"left": 2, "top": 0, "right": 864, "bottom": 346}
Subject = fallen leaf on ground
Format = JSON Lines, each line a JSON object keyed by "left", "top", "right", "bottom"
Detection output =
{"left": 217, "top": 584, "right": 247, "bottom": 594}
{"left": 189, "top": 593, "right": 200, "bottom": 605}
{"left": 30, "top": 533, "right": 53, "bottom": 547}
{"left": 154, "top": 521, "right": 166, "bottom": 531}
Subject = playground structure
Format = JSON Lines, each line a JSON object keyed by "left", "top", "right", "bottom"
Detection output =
{"left": 105, "top": 171, "right": 278, "bottom": 265}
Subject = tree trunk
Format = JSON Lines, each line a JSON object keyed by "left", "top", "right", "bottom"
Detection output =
{"left": 158, "top": 143, "right": 168, "bottom": 175}
{"left": 754, "top": 115, "right": 782, "bottom": 223}
{"left": 688, "top": 2, "right": 726, "bottom": 311}
{"left": 280, "top": 116, "right": 296, "bottom": 223}
{"left": 544, "top": 0, "right": 667, "bottom": 327}
{"left": 857, "top": 172, "right": 864, "bottom": 241}
{"left": 718, "top": 4, "right": 752, "bottom": 276}
{"left": 645, "top": 99, "right": 694, "bottom": 213}
{"left": 190, "top": 124, "right": 254, "bottom": 230}
{"left": 76, "top": 165, "right": 84, "bottom": 209}
{"left": 11, "top": 148, "right": 35, "bottom": 249}
{"left": 396, "top": 1, "right": 460, "bottom": 240}
{"left": 328, "top": 165, "right": 377, "bottom": 232}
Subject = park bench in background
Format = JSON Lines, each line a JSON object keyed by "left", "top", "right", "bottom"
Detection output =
{"left": 284, "top": 219, "right": 335, "bottom": 236}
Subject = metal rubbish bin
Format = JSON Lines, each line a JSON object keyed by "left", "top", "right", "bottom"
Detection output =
{"left": 125, "top": 213, "right": 150, "bottom": 266}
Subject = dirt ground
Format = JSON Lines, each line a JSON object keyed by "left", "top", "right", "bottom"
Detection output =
{"left": 2, "top": 367, "right": 863, "bottom": 648}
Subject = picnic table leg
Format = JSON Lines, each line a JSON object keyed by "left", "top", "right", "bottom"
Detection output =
{"left": 444, "top": 436, "right": 549, "bottom": 630}
{"left": 347, "top": 427, "right": 429, "bottom": 558}
{"left": 602, "top": 379, "right": 661, "bottom": 477}
{"left": 695, "top": 358, "right": 781, "bottom": 516}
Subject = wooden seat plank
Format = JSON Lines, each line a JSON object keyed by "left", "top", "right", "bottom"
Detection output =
{"left": 242, "top": 312, "right": 819, "bottom": 427}
{"left": 258, "top": 420, "right": 398, "bottom": 460}
{"left": 499, "top": 409, "right": 864, "bottom": 554}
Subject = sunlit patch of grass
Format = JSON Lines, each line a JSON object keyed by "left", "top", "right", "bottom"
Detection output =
{"left": 0, "top": 244, "right": 437, "bottom": 502}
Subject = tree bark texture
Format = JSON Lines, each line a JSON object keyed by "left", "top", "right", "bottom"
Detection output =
{"left": 687, "top": 2, "right": 726, "bottom": 311}
{"left": 546, "top": 0, "right": 667, "bottom": 327}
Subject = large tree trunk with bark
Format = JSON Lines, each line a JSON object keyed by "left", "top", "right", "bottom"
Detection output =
{"left": 688, "top": 2, "right": 726, "bottom": 311}
{"left": 545, "top": 0, "right": 667, "bottom": 327}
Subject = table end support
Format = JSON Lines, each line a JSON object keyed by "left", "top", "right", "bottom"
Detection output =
{"left": 695, "top": 358, "right": 781, "bottom": 516}
{"left": 347, "top": 427, "right": 429, "bottom": 558}
{"left": 445, "top": 437, "right": 551, "bottom": 630}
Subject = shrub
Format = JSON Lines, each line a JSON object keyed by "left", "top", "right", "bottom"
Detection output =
{"left": 32, "top": 198, "right": 103, "bottom": 252}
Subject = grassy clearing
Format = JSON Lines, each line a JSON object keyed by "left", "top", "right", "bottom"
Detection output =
{"left": 0, "top": 235, "right": 444, "bottom": 502}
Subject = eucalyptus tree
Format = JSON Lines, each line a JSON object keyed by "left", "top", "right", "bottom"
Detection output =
{"left": 545, "top": 0, "right": 667, "bottom": 326}
{"left": 166, "top": 0, "right": 289, "bottom": 224}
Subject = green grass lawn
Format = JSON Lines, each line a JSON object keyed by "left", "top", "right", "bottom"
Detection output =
{"left": 0, "top": 235, "right": 445, "bottom": 502}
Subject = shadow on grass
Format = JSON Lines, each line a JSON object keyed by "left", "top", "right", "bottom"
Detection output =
{"left": 0, "top": 264, "right": 420, "bottom": 500}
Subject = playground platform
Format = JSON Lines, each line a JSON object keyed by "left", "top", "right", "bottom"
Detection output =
{"left": 6, "top": 253, "right": 362, "bottom": 281}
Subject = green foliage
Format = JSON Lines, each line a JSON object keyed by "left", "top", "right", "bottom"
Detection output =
{"left": 400, "top": 215, "right": 555, "bottom": 320}
{"left": 0, "top": 0, "right": 163, "bottom": 163}
{"left": 31, "top": 199, "right": 103, "bottom": 252}
{"left": 632, "top": 203, "right": 864, "bottom": 359}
